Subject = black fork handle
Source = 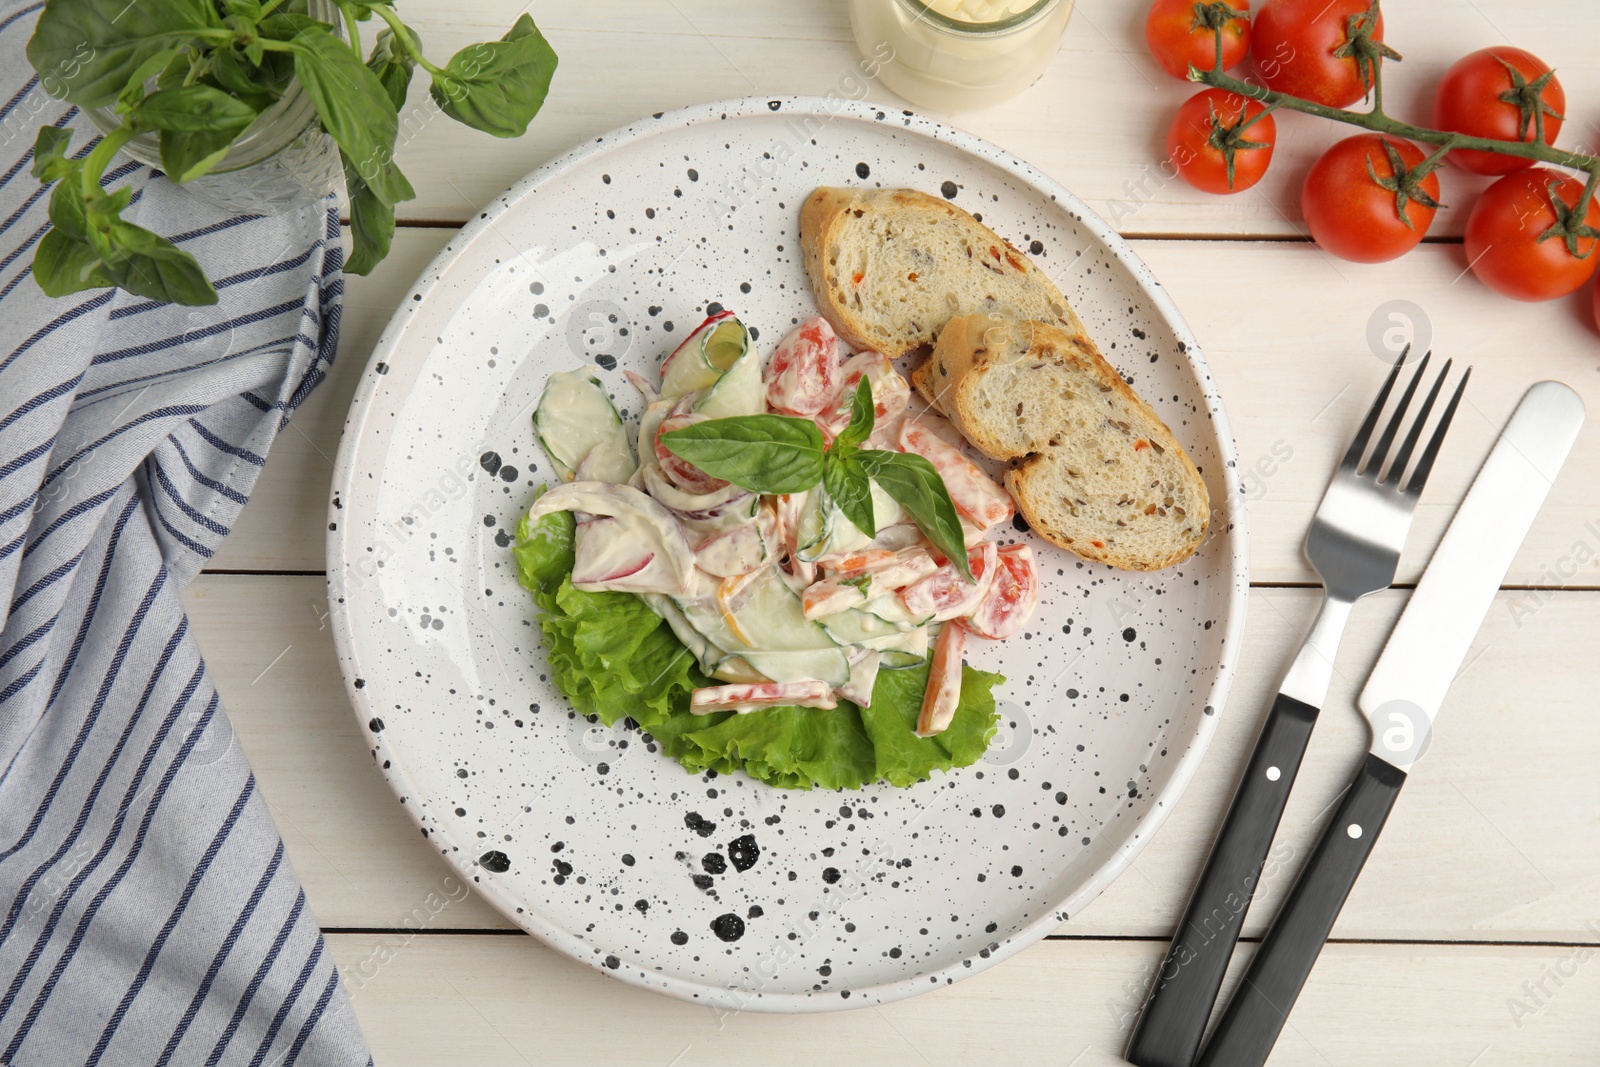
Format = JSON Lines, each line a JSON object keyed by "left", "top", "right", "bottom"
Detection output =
{"left": 1125, "top": 693, "right": 1319, "bottom": 1067}
{"left": 1195, "top": 754, "right": 1407, "bottom": 1067}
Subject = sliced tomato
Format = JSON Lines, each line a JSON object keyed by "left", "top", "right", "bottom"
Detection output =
{"left": 897, "top": 420, "right": 1014, "bottom": 530}
{"left": 802, "top": 548, "right": 940, "bottom": 619}
{"left": 801, "top": 579, "right": 867, "bottom": 620}
{"left": 654, "top": 414, "right": 728, "bottom": 494}
{"left": 819, "top": 548, "right": 898, "bottom": 576}
{"left": 964, "top": 544, "right": 1040, "bottom": 640}
{"left": 766, "top": 317, "right": 840, "bottom": 416}
{"left": 900, "top": 542, "right": 996, "bottom": 622}
{"left": 815, "top": 351, "right": 910, "bottom": 438}
{"left": 691, "top": 680, "right": 837, "bottom": 714}
{"left": 819, "top": 546, "right": 937, "bottom": 586}
{"left": 916, "top": 622, "right": 967, "bottom": 738}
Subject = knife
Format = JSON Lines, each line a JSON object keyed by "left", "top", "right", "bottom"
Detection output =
{"left": 1193, "top": 380, "right": 1584, "bottom": 1067}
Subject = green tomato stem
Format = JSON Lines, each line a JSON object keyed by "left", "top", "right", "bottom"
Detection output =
{"left": 1193, "top": 65, "right": 1600, "bottom": 177}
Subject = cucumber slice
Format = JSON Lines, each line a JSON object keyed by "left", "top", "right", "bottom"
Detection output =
{"left": 534, "top": 369, "right": 635, "bottom": 482}
{"left": 709, "top": 654, "right": 766, "bottom": 685}
{"left": 741, "top": 648, "right": 850, "bottom": 687}
{"left": 818, "top": 608, "right": 901, "bottom": 645}
{"left": 694, "top": 345, "right": 764, "bottom": 419}
{"left": 838, "top": 650, "right": 881, "bottom": 706}
{"left": 796, "top": 488, "right": 882, "bottom": 563}
{"left": 673, "top": 570, "right": 848, "bottom": 685}
{"left": 860, "top": 627, "right": 930, "bottom": 669}
{"left": 861, "top": 594, "right": 933, "bottom": 629}
{"left": 641, "top": 593, "right": 724, "bottom": 676}
{"left": 869, "top": 479, "right": 903, "bottom": 531}
{"left": 794, "top": 488, "right": 830, "bottom": 562}
{"left": 731, "top": 574, "right": 837, "bottom": 652}
{"left": 660, "top": 313, "right": 749, "bottom": 401}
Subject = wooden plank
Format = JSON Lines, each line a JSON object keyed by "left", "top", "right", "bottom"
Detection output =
{"left": 367, "top": 0, "right": 1600, "bottom": 236}
{"left": 185, "top": 576, "right": 1600, "bottom": 940}
{"left": 214, "top": 228, "right": 1600, "bottom": 588}
{"left": 1140, "top": 238, "right": 1600, "bottom": 589}
{"left": 320, "top": 932, "right": 1600, "bottom": 1066}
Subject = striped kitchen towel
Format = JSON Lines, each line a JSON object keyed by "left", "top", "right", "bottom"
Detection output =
{"left": 0, "top": 1, "right": 373, "bottom": 1063}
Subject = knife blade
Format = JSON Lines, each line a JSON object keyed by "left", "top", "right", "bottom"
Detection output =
{"left": 1195, "top": 380, "right": 1585, "bottom": 1067}
{"left": 1360, "top": 379, "right": 1586, "bottom": 771}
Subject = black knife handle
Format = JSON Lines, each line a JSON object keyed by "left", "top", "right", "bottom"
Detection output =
{"left": 1125, "top": 693, "right": 1319, "bottom": 1067}
{"left": 1195, "top": 753, "right": 1408, "bottom": 1067}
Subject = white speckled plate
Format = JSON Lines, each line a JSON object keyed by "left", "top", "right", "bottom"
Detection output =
{"left": 327, "top": 98, "right": 1248, "bottom": 1013}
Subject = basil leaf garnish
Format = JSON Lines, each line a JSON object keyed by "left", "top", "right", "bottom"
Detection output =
{"left": 860, "top": 449, "right": 972, "bottom": 581}
{"left": 832, "top": 377, "right": 875, "bottom": 452}
{"left": 659, "top": 415, "right": 825, "bottom": 494}
{"left": 823, "top": 449, "right": 875, "bottom": 539}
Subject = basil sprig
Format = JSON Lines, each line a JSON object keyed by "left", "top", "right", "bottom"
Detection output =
{"left": 25, "top": 0, "right": 559, "bottom": 305}
{"left": 661, "top": 378, "right": 974, "bottom": 581}
{"left": 654, "top": 413, "right": 825, "bottom": 494}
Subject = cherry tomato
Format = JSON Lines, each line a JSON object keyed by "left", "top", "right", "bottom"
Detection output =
{"left": 765, "top": 317, "right": 839, "bottom": 416}
{"left": 1168, "top": 88, "right": 1277, "bottom": 194}
{"left": 963, "top": 544, "right": 1040, "bottom": 641}
{"left": 1144, "top": 0, "right": 1250, "bottom": 81}
{"left": 1433, "top": 47, "right": 1565, "bottom": 177}
{"left": 1465, "top": 169, "right": 1600, "bottom": 301}
{"left": 1302, "top": 135, "right": 1440, "bottom": 263}
{"left": 655, "top": 415, "right": 728, "bottom": 494}
{"left": 1252, "top": 0, "right": 1390, "bottom": 108}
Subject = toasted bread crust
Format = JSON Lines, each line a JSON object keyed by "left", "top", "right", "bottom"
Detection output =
{"left": 799, "top": 186, "right": 1074, "bottom": 358}
{"left": 931, "top": 315, "right": 1210, "bottom": 570}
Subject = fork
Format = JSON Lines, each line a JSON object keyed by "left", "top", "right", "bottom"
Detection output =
{"left": 1125, "top": 347, "right": 1469, "bottom": 1067}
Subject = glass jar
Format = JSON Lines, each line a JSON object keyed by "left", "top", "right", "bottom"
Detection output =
{"left": 82, "top": 0, "right": 343, "bottom": 215}
{"left": 849, "top": 0, "right": 1075, "bottom": 112}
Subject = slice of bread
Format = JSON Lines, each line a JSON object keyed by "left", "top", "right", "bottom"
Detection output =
{"left": 925, "top": 314, "right": 1210, "bottom": 571}
{"left": 800, "top": 187, "right": 1079, "bottom": 358}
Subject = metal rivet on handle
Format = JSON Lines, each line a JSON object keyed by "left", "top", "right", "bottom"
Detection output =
{"left": 1347, "top": 823, "right": 1363, "bottom": 839}
{"left": 1266, "top": 766, "right": 1281, "bottom": 782}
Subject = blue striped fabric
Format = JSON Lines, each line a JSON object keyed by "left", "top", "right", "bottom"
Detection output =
{"left": 0, "top": 3, "right": 373, "bottom": 1063}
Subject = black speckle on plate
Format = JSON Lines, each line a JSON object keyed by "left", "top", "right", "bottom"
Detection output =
{"left": 711, "top": 913, "right": 746, "bottom": 941}
{"left": 726, "top": 834, "right": 759, "bottom": 872}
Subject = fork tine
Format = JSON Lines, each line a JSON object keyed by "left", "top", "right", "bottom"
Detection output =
{"left": 1384, "top": 356, "right": 1452, "bottom": 486}
{"left": 1365, "top": 350, "right": 1431, "bottom": 477}
{"left": 1404, "top": 366, "right": 1471, "bottom": 495}
{"left": 1341, "top": 344, "right": 1409, "bottom": 469}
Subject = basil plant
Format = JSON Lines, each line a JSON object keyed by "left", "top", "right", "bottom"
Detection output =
{"left": 25, "top": 0, "right": 558, "bottom": 305}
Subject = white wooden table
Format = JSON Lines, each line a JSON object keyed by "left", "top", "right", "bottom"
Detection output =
{"left": 184, "top": 1, "right": 1600, "bottom": 1062}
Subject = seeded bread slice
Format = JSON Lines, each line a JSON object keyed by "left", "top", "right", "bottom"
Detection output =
{"left": 926, "top": 314, "right": 1210, "bottom": 571}
{"left": 800, "top": 186, "right": 1078, "bottom": 358}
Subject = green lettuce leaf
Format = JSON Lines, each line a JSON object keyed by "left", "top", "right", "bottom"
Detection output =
{"left": 859, "top": 662, "right": 1003, "bottom": 787}
{"left": 513, "top": 507, "right": 1003, "bottom": 789}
